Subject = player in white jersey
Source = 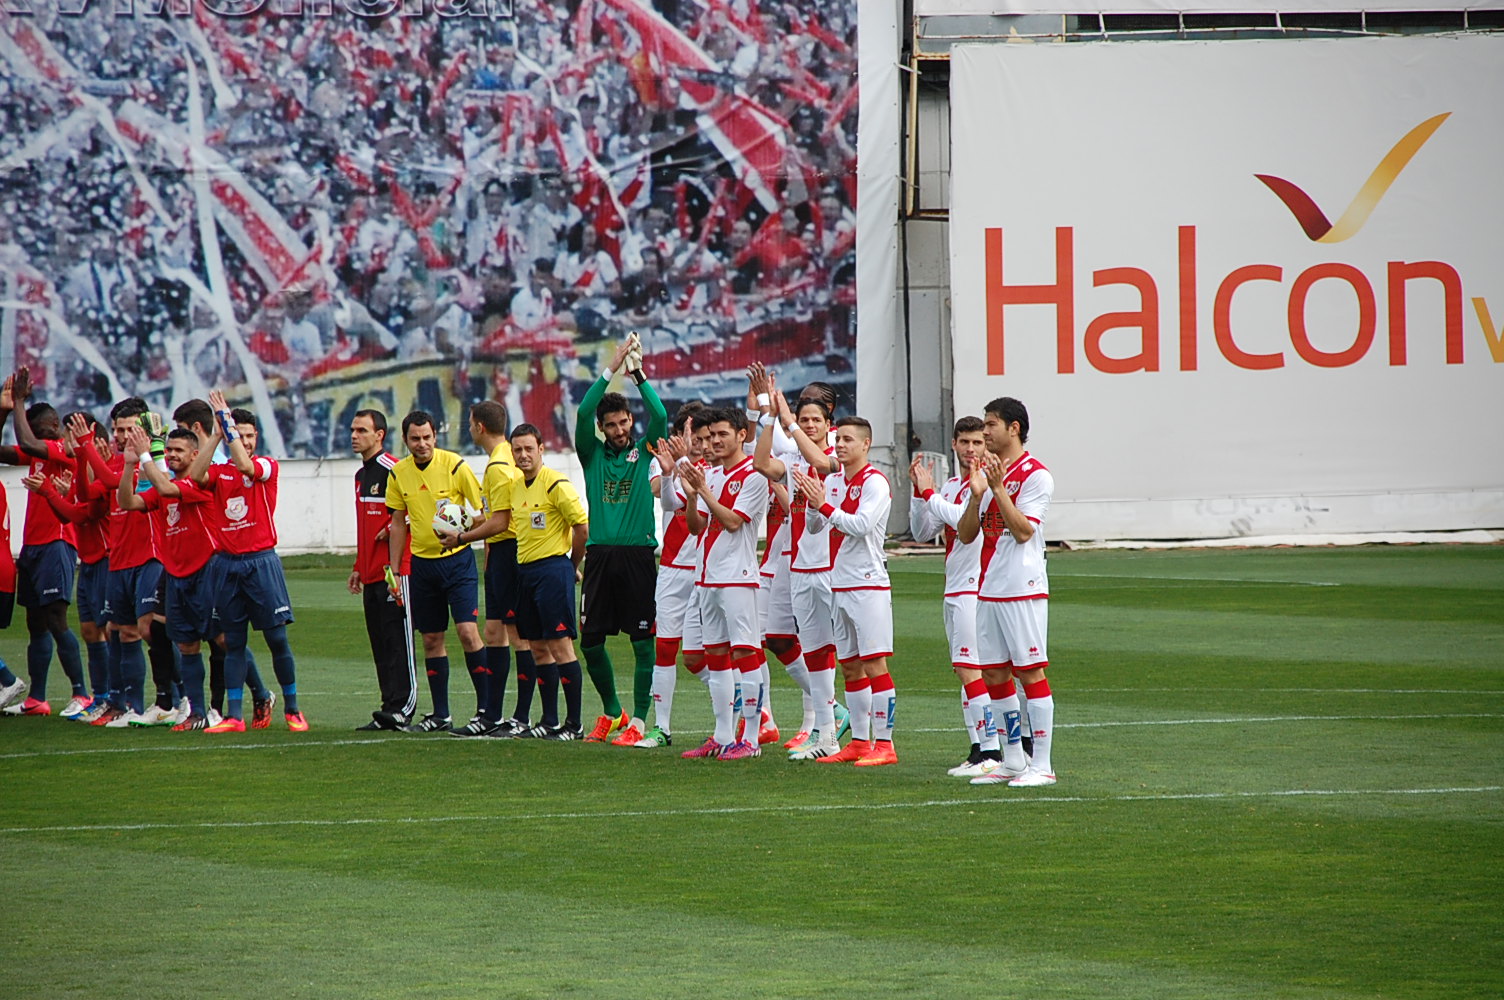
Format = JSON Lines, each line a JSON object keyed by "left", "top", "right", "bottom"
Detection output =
{"left": 676, "top": 408, "right": 769, "bottom": 760}
{"left": 636, "top": 401, "right": 708, "bottom": 749}
{"left": 793, "top": 416, "right": 898, "bottom": 766}
{"left": 752, "top": 374, "right": 854, "bottom": 757}
{"left": 910, "top": 415, "right": 1010, "bottom": 777}
{"left": 958, "top": 396, "right": 1056, "bottom": 786}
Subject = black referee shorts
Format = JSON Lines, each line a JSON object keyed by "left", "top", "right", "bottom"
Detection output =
{"left": 579, "top": 544, "right": 656, "bottom": 644}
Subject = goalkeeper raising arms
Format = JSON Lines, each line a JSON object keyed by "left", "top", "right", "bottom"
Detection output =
{"left": 575, "top": 332, "right": 669, "bottom": 745}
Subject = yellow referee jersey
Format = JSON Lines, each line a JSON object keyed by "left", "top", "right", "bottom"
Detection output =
{"left": 386, "top": 447, "right": 483, "bottom": 560}
{"left": 483, "top": 439, "right": 521, "bottom": 544}
{"left": 512, "top": 465, "right": 588, "bottom": 565}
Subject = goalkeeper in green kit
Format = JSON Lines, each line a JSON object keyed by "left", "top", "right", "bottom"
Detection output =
{"left": 575, "top": 332, "right": 669, "bottom": 745}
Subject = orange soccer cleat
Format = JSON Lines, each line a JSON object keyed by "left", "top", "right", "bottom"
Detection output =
{"left": 815, "top": 739, "right": 872, "bottom": 764}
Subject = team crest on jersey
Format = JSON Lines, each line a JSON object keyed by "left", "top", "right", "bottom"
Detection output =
{"left": 225, "top": 496, "right": 248, "bottom": 522}
{"left": 1006, "top": 481, "right": 1021, "bottom": 496}
{"left": 727, "top": 480, "right": 741, "bottom": 495}
{"left": 847, "top": 485, "right": 862, "bottom": 501}
{"left": 166, "top": 503, "right": 180, "bottom": 527}
{"left": 626, "top": 447, "right": 639, "bottom": 463}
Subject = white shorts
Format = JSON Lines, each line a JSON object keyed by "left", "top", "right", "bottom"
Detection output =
{"left": 654, "top": 565, "right": 696, "bottom": 640}
{"left": 681, "top": 592, "right": 704, "bottom": 654}
{"left": 758, "top": 558, "right": 796, "bottom": 639}
{"left": 698, "top": 585, "right": 761, "bottom": 650}
{"left": 789, "top": 570, "right": 835, "bottom": 654}
{"left": 943, "top": 594, "right": 980, "bottom": 667}
{"left": 832, "top": 588, "right": 894, "bottom": 663}
{"left": 977, "top": 597, "right": 1049, "bottom": 669}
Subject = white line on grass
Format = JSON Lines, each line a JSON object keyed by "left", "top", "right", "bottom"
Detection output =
{"left": 3, "top": 713, "right": 1499, "bottom": 761}
{"left": 2, "top": 785, "right": 1497, "bottom": 836}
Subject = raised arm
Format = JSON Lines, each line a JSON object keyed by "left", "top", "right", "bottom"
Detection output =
{"left": 127, "top": 426, "right": 180, "bottom": 497}
{"left": 637, "top": 374, "right": 668, "bottom": 443}
{"left": 748, "top": 364, "right": 788, "bottom": 482}
{"left": 575, "top": 336, "right": 633, "bottom": 464}
{"left": 115, "top": 433, "right": 148, "bottom": 512}
{"left": 9, "top": 367, "right": 57, "bottom": 461}
{"left": 209, "top": 389, "right": 256, "bottom": 477}
{"left": 773, "top": 390, "right": 837, "bottom": 476}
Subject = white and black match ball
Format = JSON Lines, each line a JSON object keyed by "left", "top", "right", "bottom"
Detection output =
{"left": 432, "top": 498, "right": 476, "bottom": 536}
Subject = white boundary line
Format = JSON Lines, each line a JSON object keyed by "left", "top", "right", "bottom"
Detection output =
{"left": 3, "top": 712, "right": 1500, "bottom": 761}
{"left": 2, "top": 785, "right": 1497, "bottom": 836}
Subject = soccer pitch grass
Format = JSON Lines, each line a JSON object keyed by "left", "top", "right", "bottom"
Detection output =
{"left": 3, "top": 546, "right": 1501, "bottom": 1000}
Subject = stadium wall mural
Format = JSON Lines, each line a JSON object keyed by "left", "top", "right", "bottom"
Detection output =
{"left": 0, "top": 1, "right": 861, "bottom": 457}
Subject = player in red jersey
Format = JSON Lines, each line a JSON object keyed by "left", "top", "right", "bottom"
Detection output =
{"left": 0, "top": 368, "right": 87, "bottom": 716}
{"left": 958, "top": 397, "right": 1056, "bottom": 787}
{"left": 184, "top": 391, "right": 305, "bottom": 733}
{"left": 795, "top": 416, "right": 898, "bottom": 766}
{"left": 118, "top": 426, "right": 220, "bottom": 729}
{"left": 23, "top": 411, "right": 112, "bottom": 720}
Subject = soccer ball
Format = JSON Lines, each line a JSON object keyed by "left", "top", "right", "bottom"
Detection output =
{"left": 432, "top": 498, "right": 477, "bottom": 536}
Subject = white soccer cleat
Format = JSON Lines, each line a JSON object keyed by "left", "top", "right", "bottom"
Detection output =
{"left": 134, "top": 705, "right": 177, "bottom": 727}
{"left": 950, "top": 758, "right": 999, "bottom": 779}
{"left": 1008, "top": 768, "right": 1057, "bottom": 787}
{"left": 206, "top": 708, "right": 223, "bottom": 728}
{"left": 788, "top": 732, "right": 839, "bottom": 761}
{"left": 60, "top": 696, "right": 94, "bottom": 720}
{"left": 0, "top": 677, "right": 28, "bottom": 711}
{"left": 107, "top": 710, "right": 151, "bottom": 728}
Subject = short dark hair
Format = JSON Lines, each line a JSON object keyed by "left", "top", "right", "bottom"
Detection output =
{"left": 353, "top": 408, "right": 387, "bottom": 436}
{"left": 671, "top": 400, "right": 705, "bottom": 434}
{"left": 984, "top": 396, "right": 1030, "bottom": 443}
{"left": 26, "top": 402, "right": 57, "bottom": 427}
{"left": 166, "top": 428, "right": 199, "bottom": 447}
{"left": 705, "top": 407, "right": 747, "bottom": 434}
{"left": 835, "top": 415, "right": 872, "bottom": 439}
{"left": 470, "top": 400, "right": 507, "bottom": 435}
{"left": 510, "top": 422, "right": 542, "bottom": 446}
{"left": 230, "top": 408, "right": 256, "bottom": 429}
{"left": 953, "top": 415, "right": 984, "bottom": 438}
{"left": 402, "top": 410, "right": 436, "bottom": 438}
{"left": 110, "top": 397, "right": 148, "bottom": 422}
{"left": 596, "top": 391, "right": 631, "bottom": 426}
{"left": 173, "top": 399, "right": 213, "bottom": 432}
{"left": 691, "top": 407, "right": 724, "bottom": 432}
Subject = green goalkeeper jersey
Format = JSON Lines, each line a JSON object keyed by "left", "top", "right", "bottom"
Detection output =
{"left": 575, "top": 373, "right": 668, "bottom": 548}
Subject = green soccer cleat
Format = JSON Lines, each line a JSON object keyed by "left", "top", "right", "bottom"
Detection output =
{"left": 633, "top": 726, "right": 672, "bottom": 748}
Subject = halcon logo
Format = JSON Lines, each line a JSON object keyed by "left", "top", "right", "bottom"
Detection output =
{"left": 982, "top": 111, "right": 1504, "bottom": 375}
{"left": 1255, "top": 113, "right": 1450, "bottom": 243}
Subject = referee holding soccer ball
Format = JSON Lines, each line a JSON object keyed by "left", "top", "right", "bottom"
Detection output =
{"left": 385, "top": 410, "right": 486, "bottom": 734}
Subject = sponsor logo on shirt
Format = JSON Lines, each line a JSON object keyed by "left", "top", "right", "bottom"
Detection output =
{"left": 166, "top": 503, "right": 180, "bottom": 527}
{"left": 225, "top": 496, "right": 248, "bottom": 522}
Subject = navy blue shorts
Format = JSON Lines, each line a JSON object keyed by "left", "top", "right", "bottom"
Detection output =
{"left": 76, "top": 557, "right": 109, "bottom": 627}
{"left": 105, "top": 560, "right": 164, "bottom": 626}
{"left": 409, "top": 552, "right": 479, "bottom": 635}
{"left": 18, "top": 540, "right": 77, "bottom": 608}
{"left": 484, "top": 540, "right": 520, "bottom": 624}
{"left": 210, "top": 549, "right": 295, "bottom": 633}
{"left": 165, "top": 566, "right": 216, "bottom": 644}
{"left": 516, "top": 555, "right": 578, "bottom": 642}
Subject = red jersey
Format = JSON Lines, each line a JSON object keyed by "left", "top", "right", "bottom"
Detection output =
{"left": 186, "top": 458, "right": 280, "bottom": 555}
{"left": 20, "top": 439, "right": 78, "bottom": 548}
{"left": 354, "top": 451, "right": 409, "bottom": 584}
{"left": 141, "top": 482, "right": 215, "bottom": 578}
{"left": 105, "top": 458, "right": 157, "bottom": 571}
{"left": 36, "top": 473, "right": 109, "bottom": 565}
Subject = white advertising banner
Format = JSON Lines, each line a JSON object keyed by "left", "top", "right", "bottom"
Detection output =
{"left": 949, "top": 35, "right": 1504, "bottom": 539}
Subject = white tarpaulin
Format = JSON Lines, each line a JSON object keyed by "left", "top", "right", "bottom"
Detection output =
{"left": 949, "top": 34, "right": 1504, "bottom": 539}
{"left": 919, "top": 1, "right": 1480, "bottom": 14}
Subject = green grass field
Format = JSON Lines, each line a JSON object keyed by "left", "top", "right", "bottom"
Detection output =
{"left": 3, "top": 545, "right": 1502, "bottom": 1000}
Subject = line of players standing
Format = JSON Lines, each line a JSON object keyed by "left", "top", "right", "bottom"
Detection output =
{"left": 0, "top": 371, "right": 304, "bottom": 734}
{"left": 347, "top": 335, "right": 1058, "bottom": 783}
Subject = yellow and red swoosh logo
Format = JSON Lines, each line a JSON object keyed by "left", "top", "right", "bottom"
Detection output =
{"left": 1255, "top": 112, "right": 1450, "bottom": 243}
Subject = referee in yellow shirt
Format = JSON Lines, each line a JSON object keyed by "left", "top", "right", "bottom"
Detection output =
{"left": 507, "top": 423, "right": 589, "bottom": 739}
{"left": 386, "top": 410, "right": 485, "bottom": 733}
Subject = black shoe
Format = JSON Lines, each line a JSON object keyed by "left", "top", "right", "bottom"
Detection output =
{"left": 405, "top": 713, "right": 452, "bottom": 733}
{"left": 485, "top": 718, "right": 529, "bottom": 739}
{"left": 451, "top": 717, "right": 499, "bottom": 738}
{"left": 541, "top": 723, "right": 583, "bottom": 741}
{"left": 355, "top": 719, "right": 386, "bottom": 731}
{"left": 372, "top": 710, "right": 407, "bottom": 730}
